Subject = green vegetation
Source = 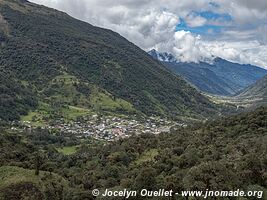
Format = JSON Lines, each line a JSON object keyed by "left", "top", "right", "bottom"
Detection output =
{"left": 235, "top": 75, "right": 267, "bottom": 107}
{"left": 90, "top": 90, "right": 136, "bottom": 113}
{"left": 0, "top": 166, "right": 70, "bottom": 200}
{"left": 0, "top": 68, "right": 37, "bottom": 121}
{"left": 0, "top": 166, "right": 43, "bottom": 188}
{"left": 62, "top": 106, "right": 91, "bottom": 119}
{"left": 206, "top": 75, "right": 267, "bottom": 110}
{"left": 21, "top": 102, "right": 92, "bottom": 125}
{"left": 1, "top": 1, "right": 266, "bottom": 200}
{"left": 1, "top": 107, "right": 266, "bottom": 199}
{"left": 0, "top": 0, "right": 221, "bottom": 123}
{"left": 135, "top": 149, "right": 158, "bottom": 165}
{"left": 56, "top": 145, "right": 79, "bottom": 155}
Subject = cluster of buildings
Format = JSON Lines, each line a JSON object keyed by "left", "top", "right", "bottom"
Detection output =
{"left": 46, "top": 115, "right": 177, "bottom": 141}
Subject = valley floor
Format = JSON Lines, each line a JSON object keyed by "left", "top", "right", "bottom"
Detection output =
{"left": 0, "top": 107, "right": 266, "bottom": 199}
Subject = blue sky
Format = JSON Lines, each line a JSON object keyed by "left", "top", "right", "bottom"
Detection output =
{"left": 176, "top": 18, "right": 223, "bottom": 35}
{"left": 30, "top": 0, "right": 267, "bottom": 68}
{"left": 176, "top": 10, "right": 232, "bottom": 35}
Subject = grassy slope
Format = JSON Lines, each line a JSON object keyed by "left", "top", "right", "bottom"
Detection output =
{"left": 0, "top": 166, "right": 69, "bottom": 200}
{"left": 0, "top": 0, "right": 219, "bottom": 121}
{"left": 0, "top": 166, "right": 68, "bottom": 188}
{"left": 56, "top": 145, "right": 79, "bottom": 155}
{"left": 20, "top": 73, "right": 137, "bottom": 125}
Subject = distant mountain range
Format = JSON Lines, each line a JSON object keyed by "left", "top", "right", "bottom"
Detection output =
{"left": 234, "top": 75, "right": 267, "bottom": 107}
{"left": 0, "top": 0, "right": 220, "bottom": 121}
{"left": 148, "top": 49, "right": 267, "bottom": 96}
{"left": 237, "top": 75, "right": 267, "bottom": 98}
{"left": 208, "top": 75, "right": 267, "bottom": 109}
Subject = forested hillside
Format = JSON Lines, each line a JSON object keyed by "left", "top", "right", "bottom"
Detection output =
{"left": 1, "top": 107, "right": 266, "bottom": 199}
{"left": 0, "top": 68, "right": 37, "bottom": 120}
{"left": 214, "top": 75, "right": 267, "bottom": 109}
{"left": 236, "top": 75, "right": 267, "bottom": 107}
{"left": 0, "top": 1, "right": 266, "bottom": 200}
{"left": 0, "top": 0, "right": 219, "bottom": 121}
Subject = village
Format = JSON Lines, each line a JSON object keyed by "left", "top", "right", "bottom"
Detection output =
{"left": 43, "top": 115, "right": 183, "bottom": 141}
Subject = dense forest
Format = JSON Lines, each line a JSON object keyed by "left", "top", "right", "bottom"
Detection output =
{"left": 0, "top": 0, "right": 222, "bottom": 121}
{"left": 0, "top": 68, "right": 37, "bottom": 121}
{"left": 0, "top": 107, "right": 266, "bottom": 199}
{"left": 0, "top": 1, "right": 266, "bottom": 200}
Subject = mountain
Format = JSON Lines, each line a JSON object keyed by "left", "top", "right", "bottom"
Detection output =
{"left": 237, "top": 75, "right": 267, "bottom": 97}
{"left": 0, "top": 0, "right": 219, "bottom": 122}
{"left": 233, "top": 75, "right": 267, "bottom": 107}
{"left": 204, "top": 75, "right": 267, "bottom": 110}
{"left": 148, "top": 49, "right": 267, "bottom": 96}
{"left": 147, "top": 49, "right": 177, "bottom": 63}
{"left": 0, "top": 68, "right": 38, "bottom": 121}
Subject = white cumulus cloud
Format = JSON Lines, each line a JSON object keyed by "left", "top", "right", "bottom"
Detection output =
{"left": 29, "top": 0, "right": 267, "bottom": 68}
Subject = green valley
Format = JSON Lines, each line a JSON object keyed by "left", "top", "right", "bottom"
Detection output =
{"left": 1, "top": 107, "right": 266, "bottom": 200}
{"left": 0, "top": 0, "right": 220, "bottom": 123}
{"left": 0, "top": 0, "right": 266, "bottom": 200}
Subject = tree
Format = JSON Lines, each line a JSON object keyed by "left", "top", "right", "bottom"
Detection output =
{"left": 134, "top": 167, "right": 157, "bottom": 190}
{"left": 34, "top": 151, "right": 43, "bottom": 176}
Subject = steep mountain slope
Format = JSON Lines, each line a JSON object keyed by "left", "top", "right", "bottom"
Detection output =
{"left": 237, "top": 75, "right": 267, "bottom": 97}
{"left": 0, "top": 68, "right": 37, "bottom": 121}
{"left": 233, "top": 75, "right": 267, "bottom": 107}
{"left": 0, "top": 0, "right": 218, "bottom": 121}
{"left": 203, "top": 75, "right": 267, "bottom": 112}
{"left": 148, "top": 49, "right": 267, "bottom": 96}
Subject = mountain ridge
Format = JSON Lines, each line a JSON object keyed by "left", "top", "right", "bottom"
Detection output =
{"left": 231, "top": 75, "right": 267, "bottom": 108}
{"left": 148, "top": 49, "right": 267, "bottom": 96}
{"left": 0, "top": 0, "right": 219, "bottom": 121}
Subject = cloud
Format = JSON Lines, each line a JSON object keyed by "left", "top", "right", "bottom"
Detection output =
{"left": 155, "top": 30, "right": 208, "bottom": 63}
{"left": 235, "top": 0, "right": 267, "bottom": 13}
{"left": 185, "top": 13, "right": 207, "bottom": 27}
{"left": 29, "top": 0, "right": 267, "bottom": 68}
{"left": 156, "top": 30, "right": 267, "bottom": 68}
{"left": 31, "top": 0, "right": 179, "bottom": 50}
